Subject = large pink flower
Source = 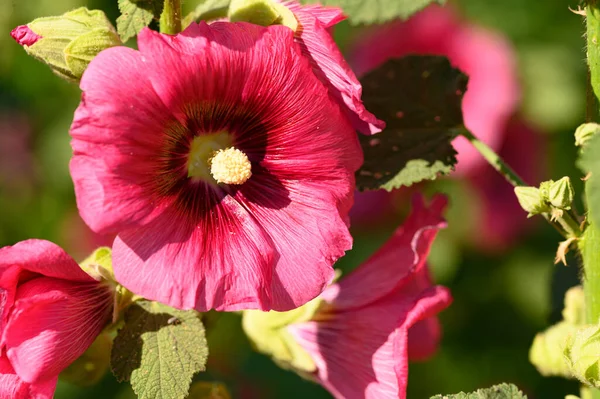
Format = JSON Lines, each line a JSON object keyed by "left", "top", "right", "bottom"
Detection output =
{"left": 278, "top": 1, "right": 385, "bottom": 135}
{"left": 348, "top": 4, "right": 520, "bottom": 174}
{"left": 69, "top": 22, "right": 362, "bottom": 312}
{"left": 245, "top": 195, "right": 452, "bottom": 398}
{"left": 0, "top": 239, "right": 114, "bottom": 398}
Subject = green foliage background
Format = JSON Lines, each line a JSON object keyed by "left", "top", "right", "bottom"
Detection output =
{"left": 0, "top": 0, "right": 587, "bottom": 397}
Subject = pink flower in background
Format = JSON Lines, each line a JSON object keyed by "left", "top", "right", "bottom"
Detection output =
{"left": 280, "top": 1, "right": 385, "bottom": 135}
{"left": 70, "top": 22, "right": 362, "bottom": 313}
{"left": 348, "top": 4, "right": 520, "bottom": 174}
{"left": 246, "top": 195, "right": 452, "bottom": 398}
{"left": 0, "top": 240, "right": 114, "bottom": 398}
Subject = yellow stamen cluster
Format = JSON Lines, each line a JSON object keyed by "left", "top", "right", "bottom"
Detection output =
{"left": 209, "top": 147, "right": 252, "bottom": 185}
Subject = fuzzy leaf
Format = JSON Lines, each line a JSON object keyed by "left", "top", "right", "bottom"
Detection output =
{"left": 300, "top": 0, "right": 444, "bottom": 24}
{"left": 111, "top": 300, "right": 208, "bottom": 399}
{"left": 578, "top": 134, "right": 600, "bottom": 227}
{"left": 430, "top": 383, "right": 527, "bottom": 399}
{"left": 356, "top": 55, "right": 467, "bottom": 191}
{"left": 117, "top": 0, "right": 164, "bottom": 42}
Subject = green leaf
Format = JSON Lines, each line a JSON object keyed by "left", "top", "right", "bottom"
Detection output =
{"left": 182, "top": 0, "right": 231, "bottom": 28}
{"left": 117, "top": 0, "right": 164, "bottom": 42}
{"left": 430, "top": 383, "right": 527, "bottom": 399}
{"left": 300, "top": 0, "right": 444, "bottom": 24}
{"left": 111, "top": 300, "right": 208, "bottom": 399}
{"left": 356, "top": 55, "right": 467, "bottom": 191}
{"left": 578, "top": 134, "right": 600, "bottom": 227}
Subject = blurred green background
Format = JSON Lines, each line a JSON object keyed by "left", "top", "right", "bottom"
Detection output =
{"left": 0, "top": 0, "right": 588, "bottom": 397}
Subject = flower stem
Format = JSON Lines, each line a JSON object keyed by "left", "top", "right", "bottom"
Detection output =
{"left": 160, "top": 0, "right": 182, "bottom": 35}
{"left": 584, "top": 3, "right": 600, "bottom": 397}
{"left": 457, "top": 127, "right": 581, "bottom": 239}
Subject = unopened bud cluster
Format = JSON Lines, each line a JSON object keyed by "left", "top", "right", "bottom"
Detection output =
{"left": 514, "top": 177, "right": 574, "bottom": 218}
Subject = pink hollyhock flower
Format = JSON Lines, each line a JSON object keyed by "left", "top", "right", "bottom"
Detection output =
{"left": 0, "top": 239, "right": 114, "bottom": 398}
{"left": 244, "top": 195, "right": 452, "bottom": 398}
{"left": 277, "top": 1, "right": 385, "bottom": 134}
{"left": 348, "top": 4, "right": 520, "bottom": 174}
{"left": 69, "top": 22, "right": 362, "bottom": 312}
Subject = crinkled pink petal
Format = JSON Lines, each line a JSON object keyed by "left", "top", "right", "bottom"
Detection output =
{"left": 233, "top": 177, "right": 352, "bottom": 311}
{"left": 322, "top": 195, "right": 447, "bottom": 309}
{"left": 347, "top": 4, "right": 519, "bottom": 172}
{"left": 10, "top": 26, "right": 42, "bottom": 47}
{"left": 0, "top": 239, "right": 92, "bottom": 283}
{"left": 70, "top": 46, "right": 175, "bottom": 234}
{"left": 2, "top": 277, "right": 112, "bottom": 383}
{"left": 0, "top": 357, "right": 56, "bottom": 399}
{"left": 282, "top": 1, "right": 385, "bottom": 135}
{"left": 113, "top": 195, "right": 275, "bottom": 311}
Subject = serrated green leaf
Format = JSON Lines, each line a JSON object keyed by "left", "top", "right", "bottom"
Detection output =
{"left": 356, "top": 55, "right": 466, "bottom": 191}
{"left": 578, "top": 134, "right": 600, "bottom": 227}
{"left": 430, "top": 383, "right": 527, "bottom": 399}
{"left": 111, "top": 300, "right": 208, "bottom": 399}
{"left": 117, "top": 0, "right": 164, "bottom": 42}
{"left": 300, "top": 0, "right": 444, "bottom": 24}
{"left": 182, "top": 0, "right": 231, "bottom": 28}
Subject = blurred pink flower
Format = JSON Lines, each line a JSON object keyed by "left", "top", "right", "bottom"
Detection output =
{"left": 0, "top": 114, "right": 35, "bottom": 191}
{"left": 280, "top": 1, "right": 385, "bottom": 134}
{"left": 0, "top": 240, "right": 113, "bottom": 398}
{"left": 288, "top": 195, "right": 452, "bottom": 398}
{"left": 347, "top": 4, "right": 520, "bottom": 174}
{"left": 69, "top": 22, "right": 362, "bottom": 312}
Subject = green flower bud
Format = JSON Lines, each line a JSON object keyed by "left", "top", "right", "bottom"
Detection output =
{"left": 59, "top": 332, "right": 112, "bottom": 386}
{"left": 563, "top": 286, "right": 586, "bottom": 325}
{"left": 11, "top": 8, "right": 121, "bottom": 82}
{"left": 530, "top": 321, "right": 579, "bottom": 378}
{"left": 549, "top": 176, "right": 575, "bottom": 210}
{"left": 514, "top": 186, "right": 550, "bottom": 217}
{"left": 539, "top": 180, "right": 554, "bottom": 202}
{"left": 575, "top": 123, "right": 600, "bottom": 147}
{"left": 228, "top": 0, "right": 298, "bottom": 31}
{"left": 564, "top": 324, "right": 600, "bottom": 388}
{"left": 242, "top": 297, "right": 322, "bottom": 373}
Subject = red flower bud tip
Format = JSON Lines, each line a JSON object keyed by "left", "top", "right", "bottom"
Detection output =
{"left": 10, "top": 25, "right": 42, "bottom": 47}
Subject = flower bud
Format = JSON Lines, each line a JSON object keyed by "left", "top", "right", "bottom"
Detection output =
{"left": 514, "top": 186, "right": 550, "bottom": 217}
{"left": 228, "top": 0, "right": 298, "bottom": 31}
{"left": 530, "top": 321, "right": 578, "bottom": 378}
{"left": 564, "top": 324, "right": 600, "bottom": 388}
{"left": 11, "top": 8, "right": 121, "bottom": 82}
{"left": 549, "top": 176, "right": 575, "bottom": 210}
{"left": 575, "top": 123, "right": 600, "bottom": 147}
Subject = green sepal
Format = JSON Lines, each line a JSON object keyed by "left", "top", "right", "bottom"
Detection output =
{"left": 575, "top": 123, "right": 600, "bottom": 147}
{"left": 242, "top": 297, "right": 323, "bottom": 373}
{"left": 228, "top": 0, "right": 298, "bottom": 30}
{"left": 549, "top": 177, "right": 575, "bottom": 210}
{"left": 22, "top": 8, "right": 120, "bottom": 82}
{"left": 564, "top": 324, "right": 600, "bottom": 387}
{"left": 514, "top": 186, "right": 550, "bottom": 217}
{"left": 182, "top": 0, "right": 230, "bottom": 27}
{"left": 60, "top": 332, "right": 112, "bottom": 386}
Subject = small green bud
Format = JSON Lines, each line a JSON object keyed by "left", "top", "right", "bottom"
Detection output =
{"left": 228, "top": 0, "right": 298, "bottom": 31}
{"left": 242, "top": 298, "right": 322, "bottom": 373}
{"left": 60, "top": 332, "right": 112, "bottom": 386}
{"left": 80, "top": 246, "right": 114, "bottom": 282}
{"left": 530, "top": 321, "right": 579, "bottom": 378}
{"left": 549, "top": 176, "right": 575, "bottom": 210}
{"left": 539, "top": 180, "right": 554, "bottom": 202}
{"left": 575, "top": 123, "right": 600, "bottom": 147}
{"left": 514, "top": 186, "right": 550, "bottom": 217}
{"left": 11, "top": 8, "right": 121, "bottom": 82}
{"left": 564, "top": 324, "right": 600, "bottom": 388}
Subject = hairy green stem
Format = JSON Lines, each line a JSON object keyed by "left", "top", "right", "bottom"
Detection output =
{"left": 458, "top": 128, "right": 581, "bottom": 239}
{"left": 160, "top": 0, "right": 182, "bottom": 35}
